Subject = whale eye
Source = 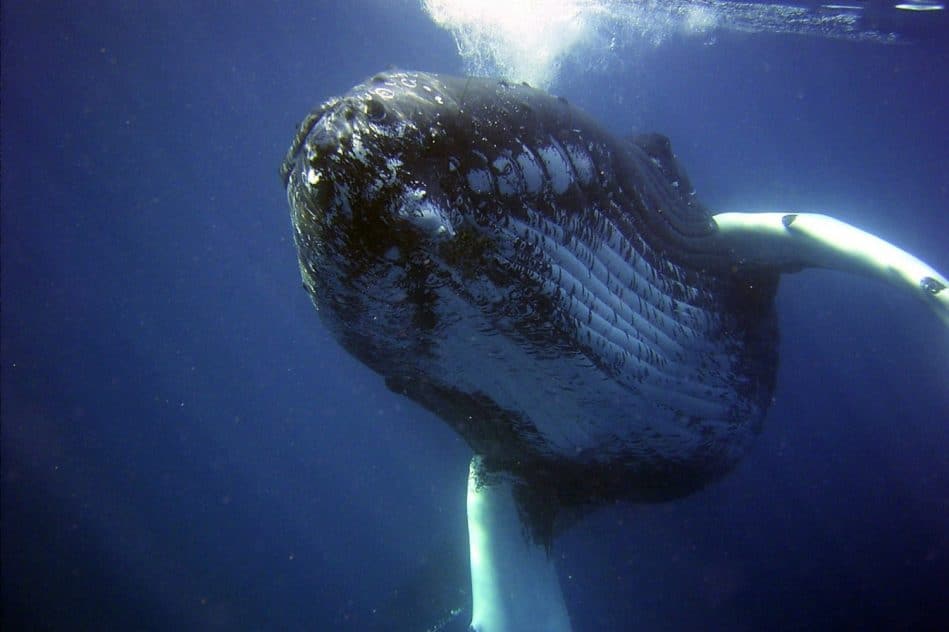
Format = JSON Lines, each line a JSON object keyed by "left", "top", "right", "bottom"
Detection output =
{"left": 365, "top": 98, "right": 386, "bottom": 123}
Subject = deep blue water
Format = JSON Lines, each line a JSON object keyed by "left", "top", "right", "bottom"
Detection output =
{"left": 2, "top": 2, "right": 948, "bottom": 630}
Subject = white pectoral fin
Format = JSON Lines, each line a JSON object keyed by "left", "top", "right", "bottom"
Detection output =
{"left": 467, "top": 457, "right": 572, "bottom": 632}
{"left": 712, "top": 212, "right": 949, "bottom": 327}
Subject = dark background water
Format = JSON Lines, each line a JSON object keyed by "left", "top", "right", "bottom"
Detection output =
{"left": 2, "top": 2, "right": 947, "bottom": 630}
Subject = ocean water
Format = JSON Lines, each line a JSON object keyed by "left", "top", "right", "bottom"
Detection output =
{"left": 2, "top": 2, "right": 947, "bottom": 630}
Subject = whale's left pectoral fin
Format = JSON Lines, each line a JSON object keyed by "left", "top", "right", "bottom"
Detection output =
{"left": 712, "top": 212, "right": 949, "bottom": 327}
{"left": 466, "top": 457, "right": 572, "bottom": 632}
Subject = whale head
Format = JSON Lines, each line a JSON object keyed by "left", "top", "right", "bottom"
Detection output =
{"left": 282, "top": 71, "right": 780, "bottom": 521}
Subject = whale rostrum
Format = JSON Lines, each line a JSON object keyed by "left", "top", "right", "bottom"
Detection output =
{"left": 282, "top": 71, "right": 947, "bottom": 632}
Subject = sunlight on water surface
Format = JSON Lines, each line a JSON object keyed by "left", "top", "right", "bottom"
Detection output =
{"left": 421, "top": 0, "right": 941, "bottom": 88}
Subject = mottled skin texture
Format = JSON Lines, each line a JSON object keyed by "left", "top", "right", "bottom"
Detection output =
{"left": 282, "top": 71, "right": 779, "bottom": 533}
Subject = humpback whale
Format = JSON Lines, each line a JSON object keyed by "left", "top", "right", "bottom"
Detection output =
{"left": 281, "top": 71, "right": 948, "bottom": 632}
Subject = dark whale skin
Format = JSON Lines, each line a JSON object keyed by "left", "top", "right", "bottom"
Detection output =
{"left": 282, "top": 71, "right": 778, "bottom": 512}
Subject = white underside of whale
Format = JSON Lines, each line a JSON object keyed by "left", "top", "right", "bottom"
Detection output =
{"left": 467, "top": 457, "right": 571, "bottom": 632}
